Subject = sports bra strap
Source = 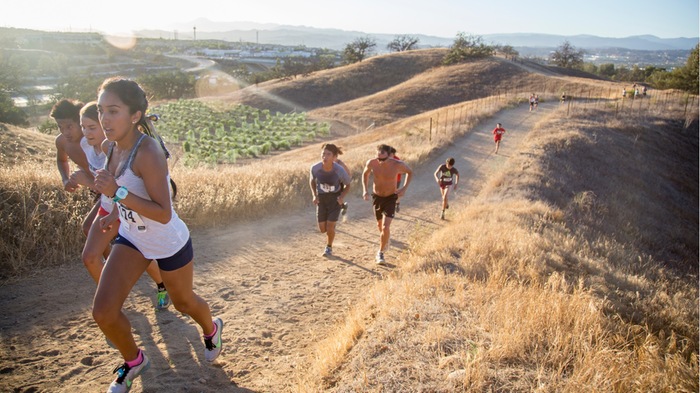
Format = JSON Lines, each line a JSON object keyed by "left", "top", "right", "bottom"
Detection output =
{"left": 104, "top": 133, "right": 148, "bottom": 178}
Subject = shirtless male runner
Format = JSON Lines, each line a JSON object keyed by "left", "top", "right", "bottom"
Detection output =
{"left": 362, "top": 144, "right": 413, "bottom": 265}
{"left": 51, "top": 99, "right": 95, "bottom": 236}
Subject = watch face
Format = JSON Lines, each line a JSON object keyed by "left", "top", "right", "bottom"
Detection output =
{"left": 116, "top": 187, "right": 128, "bottom": 199}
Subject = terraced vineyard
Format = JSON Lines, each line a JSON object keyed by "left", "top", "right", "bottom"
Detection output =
{"left": 151, "top": 99, "right": 331, "bottom": 165}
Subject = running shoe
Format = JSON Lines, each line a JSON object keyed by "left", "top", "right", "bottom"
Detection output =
{"left": 156, "top": 289, "right": 170, "bottom": 310}
{"left": 107, "top": 351, "right": 150, "bottom": 393}
{"left": 340, "top": 202, "right": 348, "bottom": 216}
{"left": 204, "top": 317, "right": 224, "bottom": 362}
{"left": 376, "top": 251, "right": 386, "bottom": 265}
{"left": 440, "top": 210, "right": 445, "bottom": 220}
{"left": 323, "top": 246, "right": 333, "bottom": 257}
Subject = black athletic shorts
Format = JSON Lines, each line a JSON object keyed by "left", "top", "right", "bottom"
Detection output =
{"left": 113, "top": 236, "right": 193, "bottom": 271}
{"left": 372, "top": 193, "right": 398, "bottom": 220}
{"left": 317, "top": 192, "right": 342, "bottom": 222}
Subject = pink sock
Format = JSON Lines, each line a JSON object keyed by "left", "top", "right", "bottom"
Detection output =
{"left": 204, "top": 322, "right": 217, "bottom": 339}
{"left": 126, "top": 350, "right": 143, "bottom": 368}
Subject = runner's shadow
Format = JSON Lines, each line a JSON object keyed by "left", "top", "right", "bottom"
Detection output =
{"left": 335, "top": 228, "right": 376, "bottom": 245}
{"left": 390, "top": 212, "right": 435, "bottom": 228}
{"left": 389, "top": 239, "right": 408, "bottom": 251}
{"left": 126, "top": 283, "right": 255, "bottom": 392}
{"left": 329, "top": 255, "right": 382, "bottom": 276}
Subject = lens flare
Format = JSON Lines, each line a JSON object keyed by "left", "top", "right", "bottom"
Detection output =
{"left": 103, "top": 33, "right": 137, "bottom": 50}
{"left": 194, "top": 70, "right": 246, "bottom": 98}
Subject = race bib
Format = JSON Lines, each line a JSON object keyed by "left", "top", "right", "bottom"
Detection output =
{"left": 319, "top": 183, "right": 337, "bottom": 193}
{"left": 117, "top": 203, "right": 147, "bottom": 232}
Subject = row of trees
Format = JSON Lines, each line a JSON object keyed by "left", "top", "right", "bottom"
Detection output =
{"left": 549, "top": 40, "right": 699, "bottom": 92}
{"left": 342, "top": 34, "right": 422, "bottom": 64}
{"left": 342, "top": 33, "right": 497, "bottom": 65}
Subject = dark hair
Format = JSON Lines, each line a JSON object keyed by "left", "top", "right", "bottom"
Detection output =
{"left": 99, "top": 77, "right": 170, "bottom": 158}
{"left": 80, "top": 101, "right": 99, "bottom": 123}
{"left": 446, "top": 157, "right": 455, "bottom": 166}
{"left": 50, "top": 99, "right": 84, "bottom": 122}
{"left": 169, "top": 178, "right": 178, "bottom": 199}
{"left": 99, "top": 77, "right": 176, "bottom": 197}
{"left": 322, "top": 143, "right": 343, "bottom": 156}
{"left": 389, "top": 146, "right": 397, "bottom": 155}
{"left": 377, "top": 144, "right": 392, "bottom": 154}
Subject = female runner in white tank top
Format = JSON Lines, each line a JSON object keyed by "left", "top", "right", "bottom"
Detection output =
{"left": 92, "top": 78, "right": 223, "bottom": 392}
{"left": 70, "top": 102, "right": 170, "bottom": 309}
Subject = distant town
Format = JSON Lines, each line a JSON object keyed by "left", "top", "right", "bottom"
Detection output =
{"left": 2, "top": 27, "right": 693, "bottom": 69}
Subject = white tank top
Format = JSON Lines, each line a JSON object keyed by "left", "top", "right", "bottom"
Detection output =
{"left": 107, "top": 134, "right": 189, "bottom": 259}
{"left": 80, "top": 137, "right": 106, "bottom": 175}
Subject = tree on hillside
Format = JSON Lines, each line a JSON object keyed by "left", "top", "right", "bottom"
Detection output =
{"left": 139, "top": 71, "right": 195, "bottom": 100}
{"left": 342, "top": 37, "right": 377, "bottom": 64}
{"left": 387, "top": 35, "right": 420, "bottom": 52}
{"left": 442, "top": 33, "right": 495, "bottom": 65}
{"left": 497, "top": 44, "right": 519, "bottom": 60}
{"left": 598, "top": 63, "right": 616, "bottom": 78}
{"left": 53, "top": 74, "right": 104, "bottom": 103}
{"left": 647, "top": 44, "right": 699, "bottom": 93}
{"left": 550, "top": 40, "right": 584, "bottom": 68}
{"left": 680, "top": 43, "right": 699, "bottom": 93}
{"left": 0, "top": 54, "right": 29, "bottom": 126}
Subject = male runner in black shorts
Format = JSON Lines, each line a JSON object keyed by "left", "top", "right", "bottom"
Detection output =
{"left": 362, "top": 144, "right": 413, "bottom": 265}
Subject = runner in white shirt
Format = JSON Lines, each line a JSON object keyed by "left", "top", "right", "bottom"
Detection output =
{"left": 92, "top": 78, "right": 224, "bottom": 392}
{"left": 70, "top": 102, "right": 170, "bottom": 309}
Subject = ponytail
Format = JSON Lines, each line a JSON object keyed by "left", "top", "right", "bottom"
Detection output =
{"left": 137, "top": 114, "right": 171, "bottom": 159}
{"left": 138, "top": 113, "right": 177, "bottom": 199}
{"left": 169, "top": 178, "right": 178, "bottom": 199}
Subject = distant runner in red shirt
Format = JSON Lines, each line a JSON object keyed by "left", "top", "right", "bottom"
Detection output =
{"left": 493, "top": 123, "right": 506, "bottom": 154}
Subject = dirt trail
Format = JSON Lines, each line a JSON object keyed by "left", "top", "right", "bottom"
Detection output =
{"left": 0, "top": 102, "right": 556, "bottom": 392}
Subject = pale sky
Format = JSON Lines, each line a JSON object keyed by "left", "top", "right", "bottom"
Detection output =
{"left": 2, "top": 0, "right": 698, "bottom": 38}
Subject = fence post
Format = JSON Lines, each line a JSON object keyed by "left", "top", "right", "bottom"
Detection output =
{"left": 429, "top": 118, "right": 433, "bottom": 142}
{"left": 435, "top": 112, "right": 440, "bottom": 136}
{"left": 444, "top": 108, "right": 449, "bottom": 134}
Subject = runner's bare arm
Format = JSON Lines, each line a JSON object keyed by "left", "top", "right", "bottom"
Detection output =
{"left": 55, "top": 136, "right": 77, "bottom": 191}
{"left": 362, "top": 160, "right": 372, "bottom": 200}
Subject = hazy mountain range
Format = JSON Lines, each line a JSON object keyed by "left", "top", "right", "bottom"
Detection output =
{"left": 136, "top": 18, "right": 698, "bottom": 51}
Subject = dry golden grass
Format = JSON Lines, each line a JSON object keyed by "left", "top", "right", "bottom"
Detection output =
{"left": 0, "top": 96, "right": 512, "bottom": 277}
{"left": 297, "top": 104, "right": 698, "bottom": 392}
{"left": 0, "top": 123, "right": 55, "bottom": 165}
{"left": 0, "top": 163, "right": 90, "bottom": 278}
{"left": 213, "top": 49, "right": 448, "bottom": 114}
{"left": 173, "top": 93, "right": 516, "bottom": 225}
{"left": 0, "top": 93, "right": 511, "bottom": 277}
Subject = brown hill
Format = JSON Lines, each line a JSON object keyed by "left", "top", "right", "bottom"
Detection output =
{"left": 0, "top": 123, "right": 55, "bottom": 166}
{"left": 212, "top": 50, "right": 620, "bottom": 130}
{"left": 214, "top": 48, "right": 447, "bottom": 113}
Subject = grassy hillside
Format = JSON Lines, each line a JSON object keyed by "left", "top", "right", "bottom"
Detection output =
{"left": 1, "top": 50, "right": 697, "bottom": 391}
{"left": 299, "top": 105, "right": 699, "bottom": 392}
{"left": 0, "top": 50, "right": 692, "bottom": 275}
{"left": 213, "top": 50, "right": 628, "bottom": 131}
{"left": 213, "top": 49, "right": 447, "bottom": 113}
{"left": 0, "top": 123, "right": 55, "bottom": 166}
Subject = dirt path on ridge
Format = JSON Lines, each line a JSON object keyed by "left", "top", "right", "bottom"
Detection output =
{"left": 0, "top": 102, "right": 556, "bottom": 392}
